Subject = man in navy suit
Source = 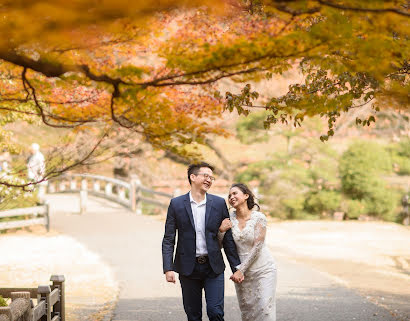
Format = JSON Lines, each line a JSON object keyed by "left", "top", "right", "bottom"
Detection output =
{"left": 162, "top": 162, "right": 242, "bottom": 321}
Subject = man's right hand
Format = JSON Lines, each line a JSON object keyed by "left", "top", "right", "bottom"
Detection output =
{"left": 165, "top": 271, "right": 176, "bottom": 284}
{"left": 230, "top": 270, "right": 244, "bottom": 284}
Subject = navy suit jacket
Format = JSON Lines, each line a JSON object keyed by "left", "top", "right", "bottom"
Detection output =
{"left": 162, "top": 192, "right": 241, "bottom": 276}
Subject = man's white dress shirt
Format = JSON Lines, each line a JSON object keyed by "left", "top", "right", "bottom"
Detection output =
{"left": 189, "top": 192, "right": 208, "bottom": 257}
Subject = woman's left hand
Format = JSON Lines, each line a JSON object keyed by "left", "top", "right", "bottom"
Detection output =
{"left": 219, "top": 218, "right": 232, "bottom": 233}
{"left": 230, "top": 270, "right": 244, "bottom": 283}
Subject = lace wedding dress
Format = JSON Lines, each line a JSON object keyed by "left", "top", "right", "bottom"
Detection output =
{"left": 220, "top": 211, "right": 277, "bottom": 321}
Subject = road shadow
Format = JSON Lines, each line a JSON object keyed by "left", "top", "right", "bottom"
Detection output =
{"left": 112, "top": 285, "right": 400, "bottom": 321}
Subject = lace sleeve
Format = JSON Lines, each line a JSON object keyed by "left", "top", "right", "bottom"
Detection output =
{"left": 237, "top": 214, "right": 267, "bottom": 274}
{"left": 217, "top": 231, "right": 226, "bottom": 248}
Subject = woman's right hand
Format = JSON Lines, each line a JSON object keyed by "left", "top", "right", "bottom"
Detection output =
{"left": 219, "top": 218, "right": 232, "bottom": 233}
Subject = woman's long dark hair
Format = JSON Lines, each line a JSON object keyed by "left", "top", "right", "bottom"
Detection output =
{"left": 230, "top": 183, "right": 260, "bottom": 211}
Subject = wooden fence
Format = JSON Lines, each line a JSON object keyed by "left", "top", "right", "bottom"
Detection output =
{"left": 0, "top": 204, "right": 49, "bottom": 232}
{"left": 47, "top": 174, "right": 173, "bottom": 214}
{"left": 0, "top": 275, "right": 65, "bottom": 321}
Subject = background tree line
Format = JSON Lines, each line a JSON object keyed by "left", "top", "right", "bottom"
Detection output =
{"left": 235, "top": 111, "right": 409, "bottom": 222}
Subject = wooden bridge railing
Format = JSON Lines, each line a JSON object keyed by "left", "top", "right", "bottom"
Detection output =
{"left": 47, "top": 174, "right": 173, "bottom": 214}
{"left": 0, "top": 204, "right": 49, "bottom": 232}
{"left": 0, "top": 275, "right": 65, "bottom": 321}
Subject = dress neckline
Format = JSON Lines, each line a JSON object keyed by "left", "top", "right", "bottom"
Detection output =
{"left": 232, "top": 210, "right": 256, "bottom": 232}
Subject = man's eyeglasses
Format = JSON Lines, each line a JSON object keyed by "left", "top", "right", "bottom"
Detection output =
{"left": 195, "top": 173, "right": 216, "bottom": 182}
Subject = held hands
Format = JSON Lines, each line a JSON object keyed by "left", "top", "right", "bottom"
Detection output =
{"left": 230, "top": 270, "right": 244, "bottom": 284}
{"left": 165, "top": 271, "right": 176, "bottom": 284}
{"left": 219, "top": 218, "right": 232, "bottom": 233}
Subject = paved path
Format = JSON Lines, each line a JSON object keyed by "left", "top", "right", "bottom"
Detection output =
{"left": 47, "top": 194, "right": 400, "bottom": 321}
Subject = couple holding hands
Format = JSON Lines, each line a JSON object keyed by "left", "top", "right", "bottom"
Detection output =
{"left": 162, "top": 162, "right": 277, "bottom": 321}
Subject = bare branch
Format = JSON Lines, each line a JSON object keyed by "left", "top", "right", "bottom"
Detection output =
{"left": 0, "top": 132, "right": 109, "bottom": 189}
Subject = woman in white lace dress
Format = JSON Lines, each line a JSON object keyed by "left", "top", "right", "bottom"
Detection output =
{"left": 218, "top": 183, "right": 277, "bottom": 321}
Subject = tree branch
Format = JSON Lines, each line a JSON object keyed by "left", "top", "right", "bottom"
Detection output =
{"left": 0, "top": 105, "right": 98, "bottom": 124}
{"left": 21, "top": 70, "right": 92, "bottom": 128}
{"left": 270, "top": 0, "right": 409, "bottom": 17}
{"left": 318, "top": 0, "right": 410, "bottom": 17}
{"left": 273, "top": 3, "right": 320, "bottom": 15}
{"left": 0, "top": 132, "right": 108, "bottom": 189}
{"left": 1, "top": 43, "right": 322, "bottom": 90}
{"left": 0, "top": 49, "right": 129, "bottom": 86}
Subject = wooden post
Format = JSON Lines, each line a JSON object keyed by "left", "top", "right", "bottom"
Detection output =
{"left": 80, "top": 179, "right": 88, "bottom": 214}
{"left": 105, "top": 183, "right": 112, "bottom": 196}
{"left": 59, "top": 180, "right": 66, "bottom": 192}
{"left": 136, "top": 187, "right": 142, "bottom": 215}
{"left": 130, "top": 175, "right": 141, "bottom": 214}
{"left": 45, "top": 202, "right": 50, "bottom": 232}
{"left": 0, "top": 307, "right": 11, "bottom": 321}
{"left": 118, "top": 187, "right": 125, "bottom": 200}
{"left": 81, "top": 178, "right": 88, "bottom": 192}
{"left": 10, "top": 292, "right": 31, "bottom": 321}
{"left": 70, "top": 178, "right": 77, "bottom": 191}
{"left": 93, "top": 179, "right": 100, "bottom": 192}
{"left": 130, "top": 176, "right": 137, "bottom": 212}
{"left": 48, "top": 181, "right": 55, "bottom": 194}
{"left": 50, "top": 275, "right": 65, "bottom": 321}
{"left": 38, "top": 285, "right": 51, "bottom": 321}
{"left": 10, "top": 291, "right": 30, "bottom": 301}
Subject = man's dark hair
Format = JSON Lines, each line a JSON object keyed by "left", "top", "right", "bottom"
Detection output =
{"left": 187, "top": 162, "right": 214, "bottom": 185}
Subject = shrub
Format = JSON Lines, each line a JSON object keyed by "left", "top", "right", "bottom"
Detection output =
{"left": 390, "top": 138, "right": 410, "bottom": 175}
{"left": 343, "top": 199, "right": 367, "bottom": 219}
{"left": 364, "top": 187, "right": 401, "bottom": 221}
{"left": 392, "top": 155, "right": 410, "bottom": 176}
{"left": 340, "top": 141, "right": 392, "bottom": 198}
{"left": 396, "top": 138, "right": 410, "bottom": 158}
{"left": 305, "top": 190, "right": 341, "bottom": 215}
{"left": 281, "top": 196, "right": 306, "bottom": 219}
{"left": 0, "top": 295, "right": 7, "bottom": 307}
{"left": 338, "top": 141, "right": 400, "bottom": 218}
{"left": 256, "top": 160, "right": 316, "bottom": 219}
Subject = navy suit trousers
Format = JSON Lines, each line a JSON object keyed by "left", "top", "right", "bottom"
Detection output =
{"left": 179, "top": 260, "right": 224, "bottom": 321}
